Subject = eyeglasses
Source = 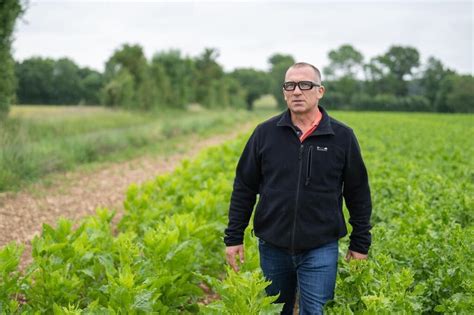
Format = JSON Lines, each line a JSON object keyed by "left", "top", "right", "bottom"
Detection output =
{"left": 282, "top": 81, "right": 321, "bottom": 91}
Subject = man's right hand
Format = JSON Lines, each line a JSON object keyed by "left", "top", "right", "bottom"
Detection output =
{"left": 225, "top": 244, "right": 245, "bottom": 272}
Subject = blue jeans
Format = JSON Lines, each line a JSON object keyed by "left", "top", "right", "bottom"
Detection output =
{"left": 258, "top": 239, "right": 338, "bottom": 315}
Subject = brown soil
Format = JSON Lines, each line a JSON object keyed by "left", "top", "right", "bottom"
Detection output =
{"left": 0, "top": 125, "right": 253, "bottom": 269}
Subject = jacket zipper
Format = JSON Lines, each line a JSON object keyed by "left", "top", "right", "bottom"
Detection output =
{"left": 305, "top": 145, "right": 313, "bottom": 186}
{"left": 291, "top": 144, "right": 304, "bottom": 253}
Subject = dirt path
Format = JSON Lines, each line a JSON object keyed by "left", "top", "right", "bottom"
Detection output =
{"left": 0, "top": 124, "right": 253, "bottom": 268}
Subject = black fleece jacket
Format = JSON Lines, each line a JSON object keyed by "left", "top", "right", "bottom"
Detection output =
{"left": 224, "top": 106, "right": 372, "bottom": 254}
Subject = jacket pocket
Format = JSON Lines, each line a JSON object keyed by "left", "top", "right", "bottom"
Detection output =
{"left": 297, "top": 190, "right": 340, "bottom": 241}
{"left": 306, "top": 144, "right": 345, "bottom": 191}
{"left": 305, "top": 145, "right": 313, "bottom": 186}
{"left": 253, "top": 187, "right": 294, "bottom": 247}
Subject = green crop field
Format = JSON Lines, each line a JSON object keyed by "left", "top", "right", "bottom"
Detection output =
{"left": 1, "top": 111, "right": 473, "bottom": 313}
{"left": 0, "top": 105, "right": 274, "bottom": 192}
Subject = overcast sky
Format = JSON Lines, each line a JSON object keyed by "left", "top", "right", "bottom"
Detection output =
{"left": 13, "top": 0, "right": 473, "bottom": 75}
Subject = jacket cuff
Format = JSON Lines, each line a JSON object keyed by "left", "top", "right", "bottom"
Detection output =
{"left": 348, "top": 243, "right": 369, "bottom": 255}
{"left": 224, "top": 236, "right": 244, "bottom": 247}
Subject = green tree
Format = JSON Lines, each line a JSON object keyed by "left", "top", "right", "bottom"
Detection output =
{"left": 224, "top": 76, "right": 247, "bottom": 109}
{"left": 0, "top": 0, "right": 24, "bottom": 118}
{"left": 204, "top": 76, "right": 247, "bottom": 109}
{"left": 435, "top": 74, "right": 474, "bottom": 113}
{"left": 194, "top": 48, "right": 224, "bottom": 107}
{"left": 148, "top": 59, "right": 172, "bottom": 108}
{"left": 104, "top": 44, "right": 155, "bottom": 109}
{"left": 269, "top": 54, "right": 295, "bottom": 109}
{"left": 16, "top": 58, "right": 103, "bottom": 105}
{"left": 78, "top": 68, "right": 104, "bottom": 105}
{"left": 16, "top": 57, "right": 56, "bottom": 104}
{"left": 323, "top": 44, "right": 364, "bottom": 107}
{"left": 51, "top": 58, "right": 81, "bottom": 104}
{"left": 322, "top": 77, "right": 361, "bottom": 109}
{"left": 101, "top": 69, "right": 135, "bottom": 108}
{"left": 324, "top": 44, "right": 363, "bottom": 80}
{"left": 377, "top": 45, "right": 420, "bottom": 96}
{"left": 152, "top": 49, "right": 195, "bottom": 109}
{"left": 419, "top": 57, "right": 454, "bottom": 105}
{"left": 105, "top": 44, "right": 148, "bottom": 85}
{"left": 363, "top": 57, "right": 400, "bottom": 96}
{"left": 230, "top": 68, "right": 271, "bottom": 110}
{"left": 204, "top": 79, "right": 224, "bottom": 108}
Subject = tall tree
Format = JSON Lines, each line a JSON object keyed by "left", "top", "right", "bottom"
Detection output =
{"left": 105, "top": 44, "right": 148, "bottom": 84}
{"left": 377, "top": 45, "right": 420, "bottom": 96}
{"left": 16, "top": 57, "right": 56, "bottom": 104}
{"left": 51, "top": 58, "right": 81, "bottom": 104}
{"left": 152, "top": 49, "right": 195, "bottom": 109}
{"left": 224, "top": 76, "right": 247, "bottom": 109}
{"left": 0, "top": 0, "right": 24, "bottom": 118}
{"left": 419, "top": 57, "right": 454, "bottom": 105}
{"left": 269, "top": 54, "right": 295, "bottom": 109}
{"left": 104, "top": 44, "right": 155, "bottom": 109}
{"left": 148, "top": 59, "right": 172, "bottom": 108}
{"left": 363, "top": 57, "right": 399, "bottom": 96}
{"left": 230, "top": 68, "right": 271, "bottom": 110}
{"left": 102, "top": 69, "right": 135, "bottom": 108}
{"left": 323, "top": 44, "right": 363, "bottom": 80}
{"left": 194, "top": 48, "right": 224, "bottom": 107}
{"left": 323, "top": 44, "right": 364, "bottom": 106}
{"left": 78, "top": 67, "right": 104, "bottom": 105}
{"left": 435, "top": 74, "right": 474, "bottom": 113}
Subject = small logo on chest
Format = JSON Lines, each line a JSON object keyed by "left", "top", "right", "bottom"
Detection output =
{"left": 316, "top": 146, "right": 328, "bottom": 152}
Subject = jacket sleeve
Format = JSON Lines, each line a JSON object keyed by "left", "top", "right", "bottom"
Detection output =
{"left": 343, "top": 130, "right": 372, "bottom": 254}
{"left": 224, "top": 128, "right": 261, "bottom": 246}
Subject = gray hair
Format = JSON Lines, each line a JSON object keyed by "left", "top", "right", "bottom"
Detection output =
{"left": 287, "top": 62, "right": 322, "bottom": 83}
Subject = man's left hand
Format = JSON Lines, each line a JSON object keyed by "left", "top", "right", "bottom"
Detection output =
{"left": 345, "top": 250, "right": 368, "bottom": 261}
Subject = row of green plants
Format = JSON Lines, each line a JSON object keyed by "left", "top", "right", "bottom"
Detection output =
{"left": 326, "top": 111, "right": 473, "bottom": 313}
{"left": 0, "top": 134, "right": 282, "bottom": 314}
{"left": 1, "top": 111, "right": 473, "bottom": 313}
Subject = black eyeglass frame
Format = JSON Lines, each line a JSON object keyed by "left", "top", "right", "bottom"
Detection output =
{"left": 282, "top": 81, "right": 321, "bottom": 91}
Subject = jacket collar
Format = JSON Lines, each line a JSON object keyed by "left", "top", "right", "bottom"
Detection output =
{"left": 276, "top": 105, "right": 335, "bottom": 136}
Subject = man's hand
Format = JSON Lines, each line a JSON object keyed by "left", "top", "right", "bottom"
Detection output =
{"left": 345, "top": 249, "right": 368, "bottom": 261}
{"left": 225, "top": 245, "right": 245, "bottom": 272}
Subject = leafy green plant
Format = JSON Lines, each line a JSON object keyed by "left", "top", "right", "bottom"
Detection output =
{"left": 201, "top": 268, "right": 282, "bottom": 315}
{"left": 1, "top": 111, "right": 472, "bottom": 313}
{"left": 0, "top": 242, "right": 24, "bottom": 314}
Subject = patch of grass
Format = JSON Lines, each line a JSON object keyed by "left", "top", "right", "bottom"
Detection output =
{"left": 253, "top": 94, "right": 278, "bottom": 110}
{"left": 0, "top": 106, "right": 277, "bottom": 192}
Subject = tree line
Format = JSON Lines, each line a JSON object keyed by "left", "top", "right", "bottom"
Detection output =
{"left": 12, "top": 43, "right": 474, "bottom": 113}
{"left": 1, "top": 0, "right": 472, "bottom": 118}
{"left": 321, "top": 45, "right": 473, "bottom": 113}
{"left": 11, "top": 45, "right": 278, "bottom": 111}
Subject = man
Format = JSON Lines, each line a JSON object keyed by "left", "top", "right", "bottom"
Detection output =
{"left": 224, "top": 62, "right": 372, "bottom": 314}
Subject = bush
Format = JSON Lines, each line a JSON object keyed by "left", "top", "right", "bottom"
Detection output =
{"left": 435, "top": 74, "right": 474, "bottom": 113}
{"left": 101, "top": 69, "right": 135, "bottom": 108}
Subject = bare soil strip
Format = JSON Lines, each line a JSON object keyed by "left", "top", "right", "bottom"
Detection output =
{"left": 0, "top": 125, "right": 253, "bottom": 268}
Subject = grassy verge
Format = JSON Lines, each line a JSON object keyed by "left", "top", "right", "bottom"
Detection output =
{"left": 0, "top": 105, "right": 277, "bottom": 192}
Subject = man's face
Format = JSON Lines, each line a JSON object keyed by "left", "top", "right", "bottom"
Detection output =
{"left": 283, "top": 66, "right": 325, "bottom": 115}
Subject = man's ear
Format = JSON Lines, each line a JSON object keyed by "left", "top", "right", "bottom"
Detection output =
{"left": 317, "top": 86, "right": 326, "bottom": 99}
